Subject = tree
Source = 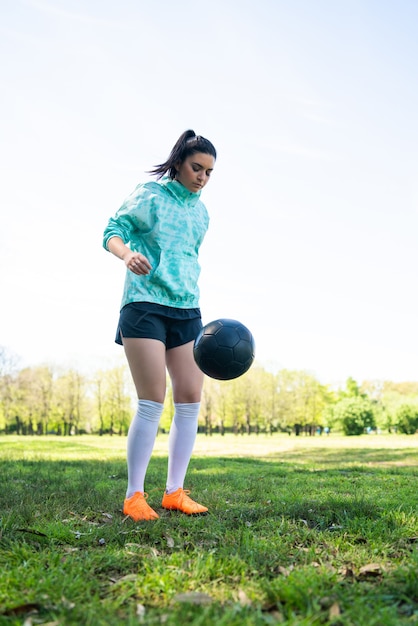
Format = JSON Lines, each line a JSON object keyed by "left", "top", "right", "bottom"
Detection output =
{"left": 395, "top": 404, "right": 418, "bottom": 434}
{"left": 0, "top": 346, "right": 20, "bottom": 432}
{"left": 340, "top": 377, "right": 366, "bottom": 399}
{"left": 201, "top": 381, "right": 215, "bottom": 435}
{"left": 275, "top": 370, "right": 329, "bottom": 435}
{"left": 102, "top": 366, "right": 133, "bottom": 435}
{"left": 213, "top": 379, "right": 228, "bottom": 435}
{"left": 54, "top": 369, "right": 86, "bottom": 435}
{"left": 32, "top": 366, "right": 54, "bottom": 434}
{"left": 93, "top": 370, "right": 107, "bottom": 435}
{"left": 333, "top": 397, "right": 376, "bottom": 435}
{"left": 13, "top": 368, "right": 39, "bottom": 434}
{"left": 160, "top": 379, "right": 174, "bottom": 434}
{"left": 263, "top": 370, "right": 280, "bottom": 434}
{"left": 378, "top": 382, "right": 418, "bottom": 432}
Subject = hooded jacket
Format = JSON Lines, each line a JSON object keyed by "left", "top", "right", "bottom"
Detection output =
{"left": 103, "top": 177, "right": 210, "bottom": 309}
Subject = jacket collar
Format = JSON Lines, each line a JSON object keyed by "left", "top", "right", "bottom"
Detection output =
{"left": 160, "top": 177, "right": 201, "bottom": 206}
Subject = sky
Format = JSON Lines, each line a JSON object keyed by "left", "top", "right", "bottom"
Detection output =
{"left": 1, "top": 0, "right": 418, "bottom": 385}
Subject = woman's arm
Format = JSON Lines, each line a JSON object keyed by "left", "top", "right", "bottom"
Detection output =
{"left": 107, "top": 236, "right": 151, "bottom": 276}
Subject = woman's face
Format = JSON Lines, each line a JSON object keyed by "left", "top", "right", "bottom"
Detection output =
{"left": 175, "top": 152, "right": 215, "bottom": 193}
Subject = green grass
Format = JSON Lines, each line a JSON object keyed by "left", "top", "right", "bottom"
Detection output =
{"left": 0, "top": 434, "right": 417, "bottom": 625}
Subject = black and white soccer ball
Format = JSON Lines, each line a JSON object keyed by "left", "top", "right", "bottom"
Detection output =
{"left": 193, "top": 318, "right": 255, "bottom": 380}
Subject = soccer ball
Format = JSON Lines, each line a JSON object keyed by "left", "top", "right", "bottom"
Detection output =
{"left": 193, "top": 319, "right": 255, "bottom": 380}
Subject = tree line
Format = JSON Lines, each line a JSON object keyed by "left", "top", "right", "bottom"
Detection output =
{"left": 1, "top": 346, "right": 418, "bottom": 436}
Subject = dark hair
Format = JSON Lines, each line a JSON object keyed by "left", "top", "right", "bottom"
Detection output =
{"left": 148, "top": 130, "right": 217, "bottom": 179}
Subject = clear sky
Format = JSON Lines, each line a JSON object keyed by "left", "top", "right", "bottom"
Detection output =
{"left": 1, "top": 0, "right": 418, "bottom": 385}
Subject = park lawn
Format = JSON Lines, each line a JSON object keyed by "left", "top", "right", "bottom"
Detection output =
{"left": 0, "top": 434, "right": 417, "bottom": 626}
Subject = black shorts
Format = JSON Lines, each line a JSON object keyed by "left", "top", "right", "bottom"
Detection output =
{"left": 115, "top": 302, "right": 202, "bottom": 349}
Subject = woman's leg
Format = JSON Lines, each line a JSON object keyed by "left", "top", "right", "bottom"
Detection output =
{"left": 165, "top": 341, "right": 204, "bottom": 494}
{"left": 122, "top": 338, "right": 166, "bottom": 498}
{"left": 123, "top": 337, "right": 167, "bottom": 403}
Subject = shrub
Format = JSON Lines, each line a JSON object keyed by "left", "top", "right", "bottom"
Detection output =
{"left": 333, "top": 397, "right": 376, "bottom": 436}
{"left": 395, "top": 404, "right": 418, "bottom": 434}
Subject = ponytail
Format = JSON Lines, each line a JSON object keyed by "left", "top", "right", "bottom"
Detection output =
{"left": 148, "top": 130, "right": 217, "bottom": 179}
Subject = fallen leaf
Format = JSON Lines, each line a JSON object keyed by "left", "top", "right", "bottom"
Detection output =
{"left": 319, "top": 596, "right": 333, "bottom": 609}
{"left": 173, "top": 592, "right": 213, "bottom": 605}
{"left": 338, "top": 566, "right": 355, "bottom": 579}
{"left": 166, "top": 536, "right": 175, "bottom": 548}
{"left": 61, "top": 597, "right": 75, "bottom": 610}
{"left": 110, "top": 574, "right": 138, "bottom": 585}
{"left": 269, "top": 610, "right": 284, "bottom": 622}
{"left": 238, "top": 589, "right": 251, "bottom": 606}
{"left": 62, "top": 546, "right": 78, "bottom": 553}
{"left": 329, "top": 602, "right": 341, "bottom": 618}
{"left": 136, "top": 603, "right": 146, "bottom": 621}
{"left": 358, "top": 563, "right": 383, "bottom": 578}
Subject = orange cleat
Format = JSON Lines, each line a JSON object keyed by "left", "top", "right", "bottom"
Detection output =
{"left": 123, "top": 491, "right": 159, "bottom": 521}
{"left": 162, "top": 488, "right": 208, "bottom": 515}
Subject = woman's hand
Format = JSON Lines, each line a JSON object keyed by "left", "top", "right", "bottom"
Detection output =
{"left": 107, "top": 237, "right": 152, "bottom": 275}
{"left": 123, "top": 251, "right": 152, "bottom": 275}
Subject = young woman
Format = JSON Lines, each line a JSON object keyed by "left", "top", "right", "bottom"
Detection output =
{"left": 103, "top": 130, "right": 216, "bottom": 521}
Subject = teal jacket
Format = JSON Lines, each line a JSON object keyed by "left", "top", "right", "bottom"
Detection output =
{"left": 103, "top": 177, "right": 210, "bottom": 309}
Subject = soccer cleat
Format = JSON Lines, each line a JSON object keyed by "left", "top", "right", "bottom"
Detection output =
{"left": 162, "top": 488, "right": 208, "bottom": 515}
{"left": 123, "top": 491, "right": 159, "bottom": 521}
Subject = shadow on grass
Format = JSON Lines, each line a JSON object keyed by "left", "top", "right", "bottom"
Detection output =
{"left": 1, "top": 453, "right": 417, "bottom": 534}
{"left": 268, "top": 445, "right": 418, "bottom": 467}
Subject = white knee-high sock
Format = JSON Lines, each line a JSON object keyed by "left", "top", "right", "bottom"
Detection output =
{"left": 126, "top": 399, "right": 164, "bottom": 498}
{"left": 166, "top": 402, "right": 200, "bottom": 494}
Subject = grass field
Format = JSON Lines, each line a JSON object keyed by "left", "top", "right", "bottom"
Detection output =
{"left": 0, "top": 433, "right": 417, "bottom": 625}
